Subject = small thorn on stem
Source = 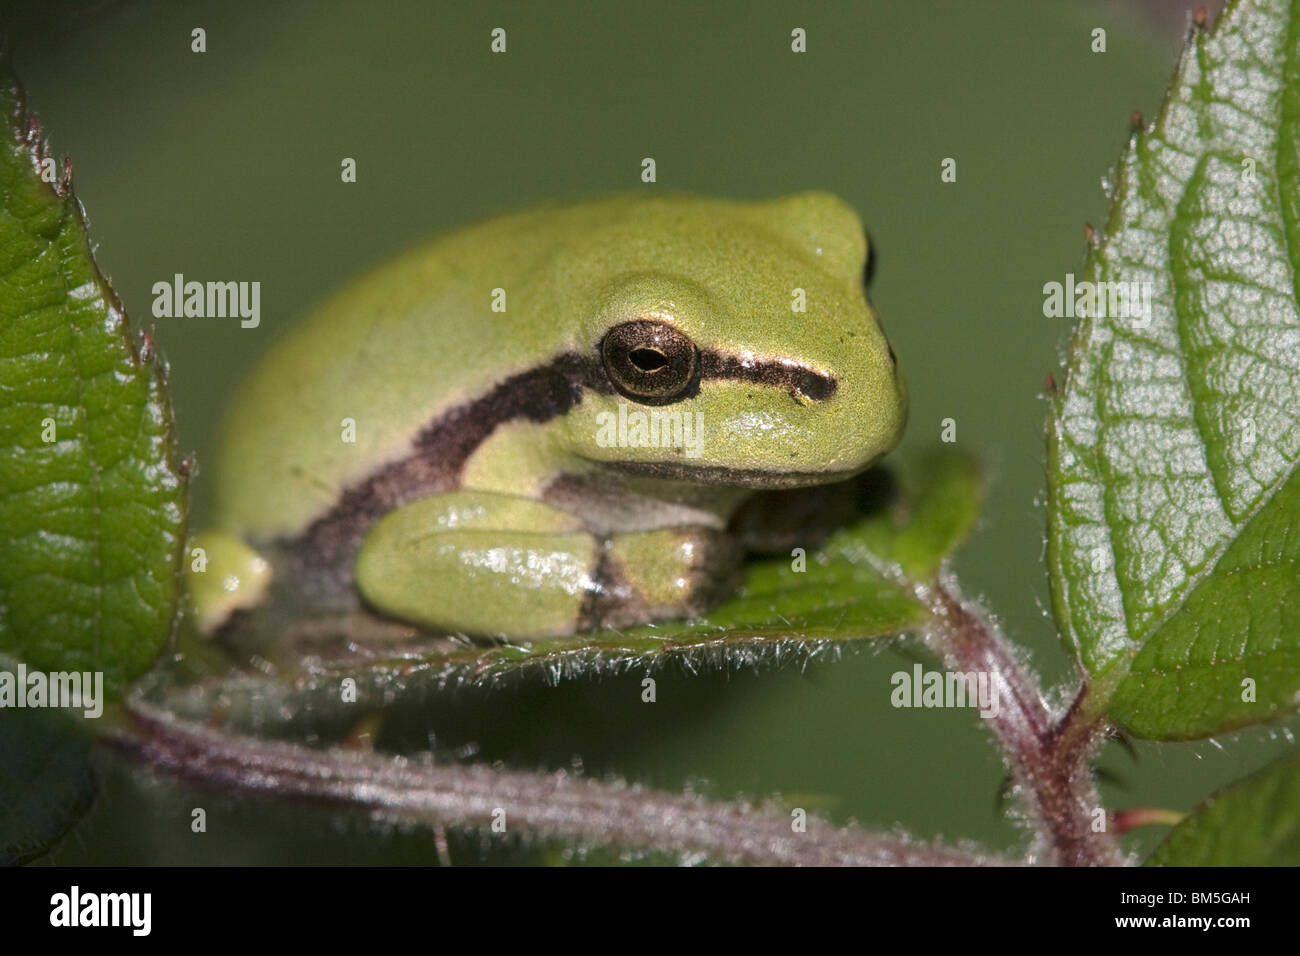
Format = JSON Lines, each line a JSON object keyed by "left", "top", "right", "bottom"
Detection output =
{"left": 58, "top": 155, "right": 73, "bottom": 198}
{"left": 1083, "top": 222, "right": 1096, "bottom": 244}
{"left": 139, "top": 329, "right": 154, "bottom": 363}
{"left": 1106, "top": 726, "right": 1139, "bottom": 763}
{"left": 1044, "top": 372, "right": 1056, "bottom": 393}
{"left": 1129, "top": 110, "right": 1143, "bottom": 132}
{"left": 994, "top": 772, "right": 1014, "bottom": 813}
{"left": 341, "top": 712, "right": 384, "bottom": 752}
{"left": 434, "top": 825, "right": 452, "bottom": 867}
{"left": 1194, "top": 7, "right": 1208, "bottom": 29}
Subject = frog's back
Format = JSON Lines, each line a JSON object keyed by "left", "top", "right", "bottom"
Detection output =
{"left": 213, "top": 199, "right": 608, "bottom": 540}
{"left": 219, "top": 201, "right": 543, "bottom": 538}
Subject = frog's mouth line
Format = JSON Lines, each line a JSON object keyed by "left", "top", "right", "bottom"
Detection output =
{"left": 602, "top": 459, "right": 864, "bottom": 489}
{"left": 286, "top": 348, "right": 840, "bottom": 571}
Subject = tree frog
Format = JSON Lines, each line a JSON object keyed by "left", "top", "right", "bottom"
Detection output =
{"left": 189, "top": 192, "right": 906, "bottom": 640}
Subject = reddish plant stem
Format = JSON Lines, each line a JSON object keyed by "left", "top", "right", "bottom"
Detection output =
{"left": 921, "top": 580, "right": 1124, "bottom": 866}
{"left": 105, "top": 697, "right": 1005, "bottom": 867}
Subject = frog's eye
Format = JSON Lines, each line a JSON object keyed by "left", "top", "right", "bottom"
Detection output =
{"left": 600, "top": 320, "right": 699, "bottom": 405}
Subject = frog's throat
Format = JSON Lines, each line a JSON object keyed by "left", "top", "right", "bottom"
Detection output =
{"left": 283, "top": 347, "right": 838, "bottom": 575}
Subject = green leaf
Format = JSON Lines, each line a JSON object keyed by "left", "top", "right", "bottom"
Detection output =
{"left": 1147, "top": 748, "right": 1300, "bottom": 865}
{"left": 0, "top": 69, "right": 187, "bottom": 694}
{"left": 1046, "top": 0, "right": 1300, "bottom": 739}
{"left": 838, "top": 446, "right": 982, "bottom": 581}
{"left": 163, "top": 448, "right": 982, "bottom": 731}
{"left": 0, "top": 701, "right": 95, "bottom": 865}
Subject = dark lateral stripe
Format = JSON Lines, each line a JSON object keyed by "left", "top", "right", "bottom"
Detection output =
{"left": 700, "top": 352, "right": 837, "bottom": 401}
{"left": 290, "top": 353, "right": 608, "bottom": 572}
{"left": 289, "top": 346, "right": 837, "bottom": 575}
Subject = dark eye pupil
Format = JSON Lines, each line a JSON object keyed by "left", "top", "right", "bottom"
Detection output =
{"left": 629, "top": 348, "right": 668, "bottom": 372}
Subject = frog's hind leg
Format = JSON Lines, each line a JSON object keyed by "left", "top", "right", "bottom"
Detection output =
{"left": 354, "top": 491, "right": 741, "bottom": 638}
{"left": 588, "top": 524, "right": 742, "bottom": 631}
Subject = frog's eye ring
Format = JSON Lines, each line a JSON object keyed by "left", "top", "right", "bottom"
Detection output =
{"left": 600, "top": 320, "right": 699, "bottom": 405}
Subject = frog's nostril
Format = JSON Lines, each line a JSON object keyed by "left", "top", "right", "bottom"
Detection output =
{"left": 794, "top": 369, "right": 836, "bottom": 402}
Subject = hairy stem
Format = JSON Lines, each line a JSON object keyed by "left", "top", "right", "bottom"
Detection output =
{"left": 105, "top": 696, "right": 1003, "bottom": 867}
{"left": 919, "top": 578, "right": 1124, "bottom": 866}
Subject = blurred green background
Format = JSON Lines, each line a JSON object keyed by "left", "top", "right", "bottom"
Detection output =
{"left": 10, "top": 0, "right": 1293, "bottom": 865}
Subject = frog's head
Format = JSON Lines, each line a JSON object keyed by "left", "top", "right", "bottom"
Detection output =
{"left": 556, "top": 192, "right": 907, "bottom": 488}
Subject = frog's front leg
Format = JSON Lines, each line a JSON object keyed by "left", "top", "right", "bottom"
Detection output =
{"left": 353, "top": 491, "right": 742, "bottom": 638}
